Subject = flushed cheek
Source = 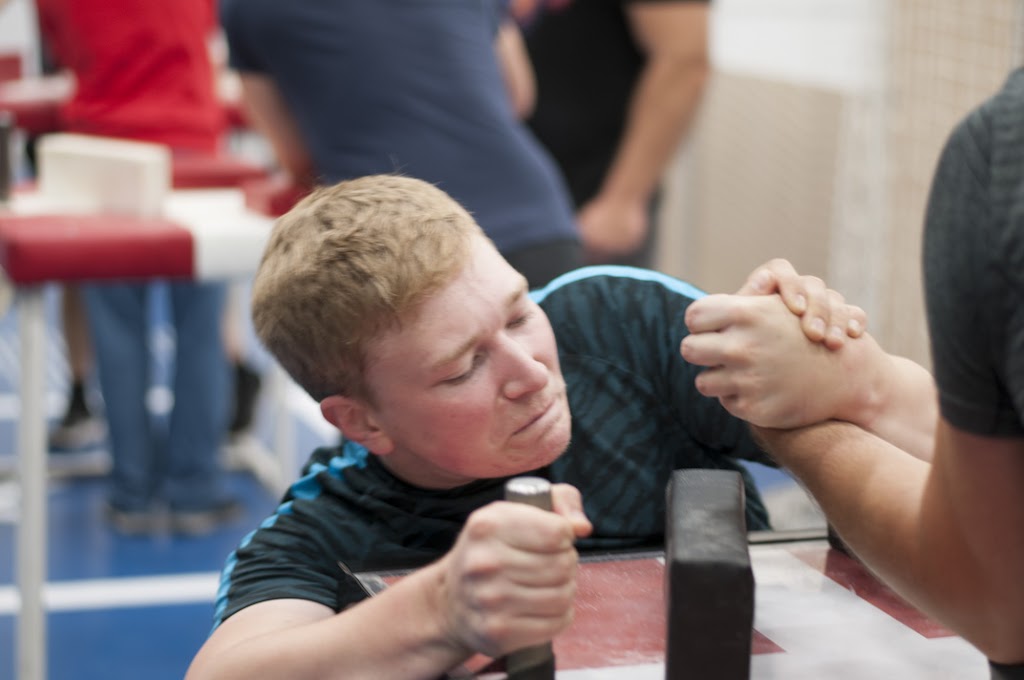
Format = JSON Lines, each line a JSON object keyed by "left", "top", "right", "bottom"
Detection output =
{"left": 430, "top": 403, "right": 499, "bottom": 442}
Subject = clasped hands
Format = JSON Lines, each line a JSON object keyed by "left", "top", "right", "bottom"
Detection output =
{"left": 681, "top": 258, "right": 868, "bottom": 429}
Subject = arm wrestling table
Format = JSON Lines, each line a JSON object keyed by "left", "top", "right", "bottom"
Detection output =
{"left": 361, "top": 537, "right": 988, "bottom": 679}
{"left": 0, "top": 185, "right": 276, "bottom": 680}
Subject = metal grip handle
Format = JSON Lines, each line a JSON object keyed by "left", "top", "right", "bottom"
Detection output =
{"left": 0, "top": 111, "right": 12, "bottom": 205}
{"left": 504, "top": 476, "right": 552, "bottom": 511}
{"left": 503, "top": 476, "right": 556, "bottom": 680}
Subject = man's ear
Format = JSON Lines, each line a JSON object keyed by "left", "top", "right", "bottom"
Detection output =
{"left": 320, "top": 395, "right": 394, "bottom": 455}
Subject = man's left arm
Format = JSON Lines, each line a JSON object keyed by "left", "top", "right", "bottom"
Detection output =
{"left": 579, "top": 1, "right": 709, "bottom": 257}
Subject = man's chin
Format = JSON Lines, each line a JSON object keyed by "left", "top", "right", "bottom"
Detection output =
{"left": 538, "top": 409, "right": 572, "bottom": 465}
{"left": 506, "top": 400, "right": 571, "bottom": 470}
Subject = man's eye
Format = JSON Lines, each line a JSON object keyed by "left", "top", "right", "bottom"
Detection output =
{"left": 444, "top": 355, "right": 484, "bottom": 385}
{"left": 507, "top": 312, "right": 531, "bottom": 329}
{"left": 443, "top": 370, "right": 472, "bottom": 386}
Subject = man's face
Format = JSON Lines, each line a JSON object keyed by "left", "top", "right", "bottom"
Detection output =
{"left": 359, "top": 236, "right": 570, "bottom": 489}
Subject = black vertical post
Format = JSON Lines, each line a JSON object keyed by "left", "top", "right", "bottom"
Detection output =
{"left": 665, "top": 469, "right": 754, "bottom": 680}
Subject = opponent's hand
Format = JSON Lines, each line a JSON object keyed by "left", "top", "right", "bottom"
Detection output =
{"left": 681, "top": 294, "right": 867, "bottom": 429}
{"left": 738, "top": 258, "right": 866, "bottom": 350}
{"left": 436, "top": 485, "right": 591, "bottom": 659}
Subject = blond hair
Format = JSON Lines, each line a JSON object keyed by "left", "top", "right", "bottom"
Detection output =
{"left": 252, "top": 175, "right": 484, "bottom": 402}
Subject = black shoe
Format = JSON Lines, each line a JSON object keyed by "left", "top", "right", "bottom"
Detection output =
{"left": 49, "top": 409, "right": 106, "bottom": 452}
{"left": 50, "top": 380, "right": 106, "bottom": 452}
{"left": 48, "top": 394, "right": 110, "bottom": 476}
{"left": 229, "top": 363, "right": 262, "bottom": 435}
{"left": 170, "top": 499, "right": 244, "bottom": 536}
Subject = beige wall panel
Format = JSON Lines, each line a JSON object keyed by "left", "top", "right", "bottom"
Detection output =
{"left": 661, "top": 73, "right": 842, "bottom": 295}
{"left": 880, "top": 0, "right": 1019, "bottom": 365}
{"left": 661, "top": 1, "right": 1021, "bottom": 367}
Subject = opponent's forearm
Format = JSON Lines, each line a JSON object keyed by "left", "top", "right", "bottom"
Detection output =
{"left": 861, "top": 355, "right": 937, "bottom": 460}
{"left": 756, "top": 421, "right": 930, "bottom": 580}
{"left": 834, "top": 337, "right": 937, "bottom": 460}
{"left": 755, "top": 421, "right": 1021, "bottom": 660}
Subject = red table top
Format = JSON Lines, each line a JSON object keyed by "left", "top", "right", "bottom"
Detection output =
{"left": 361, "top": 540, "right": 988, "bottom": 679}
{"left": 171, "top": 153, "right": 268, "bottom": 190}
{"left": 0, "top": 213, "right": 193, "bottom": 284}
{"left": 0, "top": 146, "right": 273, "bottom": 285}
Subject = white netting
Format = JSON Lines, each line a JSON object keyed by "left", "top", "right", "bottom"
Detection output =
{"left": 663, "top": 0, "right": 1023, "bottom": 366}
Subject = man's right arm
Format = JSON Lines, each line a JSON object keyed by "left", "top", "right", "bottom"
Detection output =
{"left": 186, "top": 489, "right": 592, "bottom": 680}
{"left": 237, "top": 73, "right": 318, "bottom": 188}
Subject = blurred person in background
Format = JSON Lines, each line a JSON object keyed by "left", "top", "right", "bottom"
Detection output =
{"left": 36, "top": 0, "right": 242, "bottom": 534}
{"left": 219, "top": 0, "right": 583, "bottom": 289}
{"left": 519, "top": 0, "right": 710, "bottom": 266}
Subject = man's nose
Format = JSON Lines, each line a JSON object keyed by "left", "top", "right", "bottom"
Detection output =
{"left": 501, "top": 340, "right": 548, "bottom": 400}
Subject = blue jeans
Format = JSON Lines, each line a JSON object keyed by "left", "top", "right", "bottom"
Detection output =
{"left": 83, "top": 280, "right": 231, "bottom": 512}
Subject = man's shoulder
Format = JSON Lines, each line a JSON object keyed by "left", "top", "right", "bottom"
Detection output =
{"left": 949, "top": 68, "right": 1024, "bottom": 157}
{"left": 535, "top": 266, "right": 706, "bottom": 355}
{"left": 533, "top": 265, "right": 703, "bottom": 297}
{"left": 995, "top": 67, "right": 1024, "bottom": 108}
{"left": 943, "top": 68, "right": 1024, "bottom": 231}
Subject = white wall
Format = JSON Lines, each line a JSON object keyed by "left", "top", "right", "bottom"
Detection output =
{"left": 659, "top": 0, "right": 889, "bottom": 294}
{"left": 711, "top": 0, "right": 885, "bottom": 93}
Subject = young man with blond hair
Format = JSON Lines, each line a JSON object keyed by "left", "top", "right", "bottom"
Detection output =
{"left": 188, "top": 174, "right": 914, "bottom": 680}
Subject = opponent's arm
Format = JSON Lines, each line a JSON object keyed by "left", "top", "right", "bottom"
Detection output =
{"left": 735, "top": 258, "right": 865, "bottom": 349}
{"left": 754, "top": 419, "right": 1024, "bottom": 663}
{"left": 682, "top": 293, "right": 936, "bottom": 460}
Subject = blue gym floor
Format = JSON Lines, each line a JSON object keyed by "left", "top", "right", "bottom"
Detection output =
{"left": 0, "top": 284, "right": 814, "bottom": 680}
{"left": 0, "top": 473, "right": 276, "bottom": 680}
{"left": 0, "top": 284, "right": 329, "bottom": 680}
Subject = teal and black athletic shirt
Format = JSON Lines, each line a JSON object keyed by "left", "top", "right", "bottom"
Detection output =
{"left": 213, "top": 267, "right": 773, "bottom": 628}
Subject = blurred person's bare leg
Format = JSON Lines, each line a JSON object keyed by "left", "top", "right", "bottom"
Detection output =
{"left": 223, "top": 282, "right": 261, "bottom": 439}
{"left": 49, "top": 285, "right": 106, "bottom": 451}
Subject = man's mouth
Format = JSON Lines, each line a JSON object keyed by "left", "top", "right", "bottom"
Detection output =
{"left": 513, "top": 394, "right": 559, "bottom": 436}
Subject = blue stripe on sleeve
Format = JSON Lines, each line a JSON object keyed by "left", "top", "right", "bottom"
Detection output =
{"left": 210, "top": 443, "right": 370, "bottom": 631}
{"left": 530, "top": 265, "right": 707, "bottom": 303}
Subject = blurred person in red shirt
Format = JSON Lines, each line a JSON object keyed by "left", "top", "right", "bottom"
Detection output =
{"left": 36, "top": 0, "right": 241, "bottom": 534}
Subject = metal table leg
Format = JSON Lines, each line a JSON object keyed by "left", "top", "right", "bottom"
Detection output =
{"left": 17, "top": 285, "right": 47, "bottom": 680}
